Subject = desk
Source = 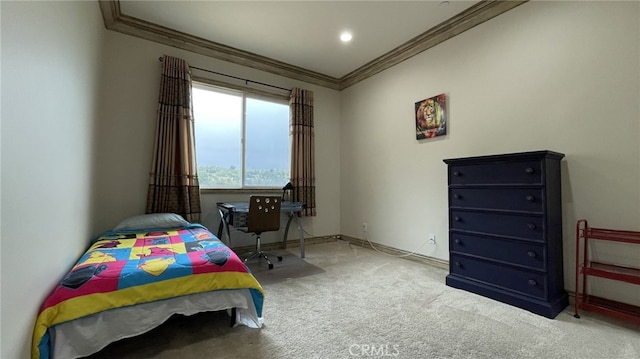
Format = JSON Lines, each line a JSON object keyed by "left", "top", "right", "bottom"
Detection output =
{"left": 216, "top": 201, "right": 306, "bottom": 258}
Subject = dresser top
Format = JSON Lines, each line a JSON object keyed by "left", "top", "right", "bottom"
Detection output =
{"left": 443, "top": 150, "right": 565, "bottom": 165}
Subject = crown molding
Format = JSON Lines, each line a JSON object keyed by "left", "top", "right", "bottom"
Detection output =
{"left": 98, "top": 0, "right": 341, "bottom": 90}
{"left": 99, "top": 0, "right": 526, "bottom": 91}
{"left": 338, "top": 0, "right": 527, "bottom": 90}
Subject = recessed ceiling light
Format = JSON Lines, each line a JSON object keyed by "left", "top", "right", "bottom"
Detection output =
{"left": 340, "top": 31, "right": 352, "bottom": 42}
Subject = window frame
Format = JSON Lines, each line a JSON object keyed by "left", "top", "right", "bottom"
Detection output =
{"left": 192, "top": 77, "right": 291, "bottom": 192}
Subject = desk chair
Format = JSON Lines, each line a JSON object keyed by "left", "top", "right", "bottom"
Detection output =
{"left": 240, "top": 195, "right": 283, "bottom": 270}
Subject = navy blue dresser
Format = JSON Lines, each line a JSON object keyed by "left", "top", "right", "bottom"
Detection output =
{"left": 443, "top": 151, "right": 568, "bottom": 318}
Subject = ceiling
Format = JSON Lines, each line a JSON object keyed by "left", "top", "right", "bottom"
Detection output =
{"left": 100, "top": 1, "right": 526, "bottom": 89}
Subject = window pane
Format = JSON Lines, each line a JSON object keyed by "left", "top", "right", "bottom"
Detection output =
{"left": 245, "top": 97, "right": 290, "bottom": 186}
{"left": 193, "top": 87, "right": 242, "bottom": 188}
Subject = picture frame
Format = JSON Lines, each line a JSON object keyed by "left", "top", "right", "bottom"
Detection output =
{"left": 415, "top": 93, "right": 446, "bottom": 140}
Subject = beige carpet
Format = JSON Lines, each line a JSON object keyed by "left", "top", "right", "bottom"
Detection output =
{"left": 86, "top": 240, "right": 640, "bottom": 359}
{"left": 245, "top": 251, "right": 325, "bottom": 286}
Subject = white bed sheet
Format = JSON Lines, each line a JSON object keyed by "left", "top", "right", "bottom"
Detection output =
{"left": 51, "top": 289, "right": 263, "bottom": 359}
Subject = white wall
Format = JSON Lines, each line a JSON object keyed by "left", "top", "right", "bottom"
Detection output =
{"left": 0, "top": 1, "right": 105, "bottom": 358}
{"left": 94, "top": 31, "right": 342, "bottom": 247}
{"left": 340, "top": 1, "right": 639, "bottom": 303}
{"left": 1, "top": 2, "right": 341, "bottom": 356}
{"left": 2, "top": 1, "right": 639, "bottom": 357}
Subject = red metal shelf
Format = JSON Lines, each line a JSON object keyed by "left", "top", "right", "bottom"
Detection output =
{"left": 585, "top": 227, "right": 640, "bottom": 244}
{"left": 574, "top": 219, "right": 640, "bottom": 326}
{"left": 583, "top": 262, "right": 640, "bottom": 285}
{"left": 578, "top": 295, "right": 640, "bottom": 326}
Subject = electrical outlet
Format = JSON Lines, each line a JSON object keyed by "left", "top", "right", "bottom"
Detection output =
{"left": 428, "top": 234, "right": 436, "bottom": 244}
{"left": 362, "top": 222, "right": 368, "bottom": 232}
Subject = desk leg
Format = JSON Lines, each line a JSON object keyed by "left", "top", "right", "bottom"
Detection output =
{"left": 217, "top": 211, "right": 224, "bottom": 239}
{"left": 217, "top": 209, "right": 231, "bottom": 246}
{"left": 283, "top": 212, "right": 305, "bottom": 258}
{"left": 293, "top": 214, "right": 305, "bottom": 258}
{"left": 283, "top": 214, "right": 293, "bottom": 250}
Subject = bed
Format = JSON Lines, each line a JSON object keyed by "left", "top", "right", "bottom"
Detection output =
{"left": 31, "top": 213, "right": 264, "bottom": 359}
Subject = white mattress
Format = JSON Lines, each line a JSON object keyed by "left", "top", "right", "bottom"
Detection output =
{"left": 50, "top": 288, "right": 263, "bottom": 359}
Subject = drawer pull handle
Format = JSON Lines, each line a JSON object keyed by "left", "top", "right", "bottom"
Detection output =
{"left": 453, "top": 171, "right": 461, "bottom": 177}
{"left": 454, "top": 239, "right": 461, "bottom": 245}
{"left": 454, "top": 216, "right": 461, "bottom": 222}
{"left": 455, "top": 261, "right": 462, "bottom": 268}
{"left": 527, "top": 251, "right": 536, "bottom": 258}
{"left": 525, "top": 167, "right": 534, "bottom": 174}
{"left": 528, "top": 279, "right": 537, "bottom": 286}
{"left": 526, "top": 195, "right": 535, "bottom": 202}
{"left": 453, "top": 193, "right": 461, "bottom": 199}
{"left": 527, "top": 223, "right": 536, "bottom": 230}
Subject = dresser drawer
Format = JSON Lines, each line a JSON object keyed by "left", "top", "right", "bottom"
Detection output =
{"left": 450, "top": 255, "right": 547, "bottom": 299}
{"left": 450, "top": 210, "right": 543, "bottom": 241}
{"left": 449, "top": 161, "right": 542, "bottom": 185}
{"left": 450, "top": 188, "right": 543, "bottom": 213}
{"left": 450, "top": 233, "right": 545, "bottom": 270}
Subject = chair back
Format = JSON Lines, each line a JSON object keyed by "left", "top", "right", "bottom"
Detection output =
{"left": 247, "top": 195, "right": 281, "bottom": 233}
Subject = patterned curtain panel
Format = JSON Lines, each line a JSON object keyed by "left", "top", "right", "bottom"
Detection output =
{"left": 146, "top": 55, "right": 201, "bottom": 223}
{"left": 289, "top": 88, "right": 316, "bottom": 217}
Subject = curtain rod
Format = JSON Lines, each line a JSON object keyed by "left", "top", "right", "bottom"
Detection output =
{"left": 158, "top": 57, "right": 291, "bottom": 92}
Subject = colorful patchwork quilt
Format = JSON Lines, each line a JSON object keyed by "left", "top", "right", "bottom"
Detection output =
{"left": 32, "top": 224, "right": 264, "bottom": 359}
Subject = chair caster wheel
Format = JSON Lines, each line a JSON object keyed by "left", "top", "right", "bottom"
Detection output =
{"left": 268, "top": 263, "right": 274, "bottom": 270}
{"left": 277, "top": 256, "right": 283, "bottom": 262}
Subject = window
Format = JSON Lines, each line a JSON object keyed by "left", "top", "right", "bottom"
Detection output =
{"left": 192, "top": 83, "right": 290, "bottom": 189}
